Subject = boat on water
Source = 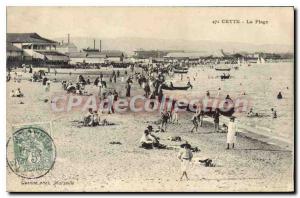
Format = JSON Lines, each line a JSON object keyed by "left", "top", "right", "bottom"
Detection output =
{"left": 162, "top": 96, "right": 235, "bottom": 117}
{"left": 161, "top": 84, "right": 192, "bottom": 90}
{"left": 187, "top": 105, "right": 235, "bottom": 117}
{"left": 174, "top": 69, "right": 188, "bottom": 74}
{"left": 248, "top": 59, "right": 258, "bottom": 64}
{"left": 215, "top": 65, "right": 231, "bottom": 71}
{"left": 174, "top": 66, "right": 189, "bottom": 70}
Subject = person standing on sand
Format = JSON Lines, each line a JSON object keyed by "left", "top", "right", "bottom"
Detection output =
{"left": 161, "top": 110, "right": 169, "bottom": 132}
{"left": 125, "top": 82, "right": 131, "bottom": 97}
{"left": 226, "top": 117, "right": 237, "bottom": 149}
{"left": 97, "top": 80, "right": 102, "bottom": 98}
{"left": 178, "top": 142, "right": 193, "bottom": 181}
{"left": 113, "top": 74, "right": 117, "bottom": 83}
{"left": 190, "top": 113, "right": 199, "bottom": 133}
{"left": 172, "top": 108, "right": 179, "bottom": 124}
{"left": 217, "top": 87, "right": 221, "bottom": 97}
{"left": 213, "top": 109, "right": 220, "bottom": 132}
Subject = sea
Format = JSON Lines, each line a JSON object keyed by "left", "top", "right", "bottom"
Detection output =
{"left": 165, "top": 61, "right": 294, "bottom": 145}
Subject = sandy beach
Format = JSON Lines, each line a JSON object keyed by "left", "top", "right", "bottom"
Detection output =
{"left": 6, "top": 70, "right": 294, "bottom": 192}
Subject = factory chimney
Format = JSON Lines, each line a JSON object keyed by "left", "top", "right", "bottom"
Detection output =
{"left": 93, "top": 39, "right": 96, "bottom": 50}
{"left": 68, "top": 34, "right": 70, "bottom": 44}
{"left": 99, "top": 40, "right": 102, "bottom": 52}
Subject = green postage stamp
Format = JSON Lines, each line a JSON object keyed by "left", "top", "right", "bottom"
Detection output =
{"left": 7, "top": 126, "right": 56, "bottom": 179}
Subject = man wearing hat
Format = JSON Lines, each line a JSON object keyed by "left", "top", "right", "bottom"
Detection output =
{"left": 226, "top": 116, "right": 237, "bottom": 149}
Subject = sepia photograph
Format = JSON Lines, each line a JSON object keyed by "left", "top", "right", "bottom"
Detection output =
{"left": 5, "top": 6, "right": 294, "bottom": 192}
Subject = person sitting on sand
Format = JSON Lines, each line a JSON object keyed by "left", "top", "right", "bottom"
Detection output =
{"left": 140, "top": 129, "right": 158, "bottom": 149}
{"left": 147, "top": 125, "right": 160, "bottom": 142}
{"left": 10, "top": 90, "right": 15, "bottom": 97}
{"left": 277, "top": 92, "right": 283, "bottom": 99}
{"left": 247, "top": 108, "right": 256, "bottom": 117}
{"left": 83, "top": 108, "right": 94, "bottom": 126}
{"left": 15, "top": 88, "right": 24, "bottom": 97}
{"left": 178, "top": 142, "right": 193, "bottom": 181}
{"left": 226, "top": 117, "right": 237, "bottom": 149}
{"left": 190, "top": 113, "right": 199, "bottom": 133}
{"left": 225, "top": 94, "right": 232, "bottom": 100}
{"left": 92, "top": 111, "right": 100, "bottom": 126}
{"left": 248, "top": 108, "right": 255, "bottom": 116}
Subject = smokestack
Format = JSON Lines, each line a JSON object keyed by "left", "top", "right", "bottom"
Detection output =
{"left": 99, "top": 40, "right": 101, "bottom": 52}
{"left": 67, "top": 34, "right": 70, "bottom": 44}
{"left": 62, "top": 40, "right": 64, "bottom": 44}
{"left": 93, "top": 39, "right": 96, "bottom": 50}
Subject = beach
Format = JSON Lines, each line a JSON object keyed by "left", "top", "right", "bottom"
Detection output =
{"left": 6, "top": 69, "right": 294, "bottom": 192}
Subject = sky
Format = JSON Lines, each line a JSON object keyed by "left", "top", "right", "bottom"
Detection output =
{"left": 7, "top": 7, "right": 294, "bottom": 46}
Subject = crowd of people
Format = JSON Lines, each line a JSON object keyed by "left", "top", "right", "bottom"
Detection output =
{"left": 7, "top": 61, "right": 287, "bottom": 182}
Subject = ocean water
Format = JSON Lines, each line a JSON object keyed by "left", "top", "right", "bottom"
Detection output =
{"left": 165, "top": 62, "right": 294, "bottom": 144}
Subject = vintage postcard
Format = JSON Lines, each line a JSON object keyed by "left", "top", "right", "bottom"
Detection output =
{"left": 6, "top": 7, "right": 294, "bottom": 192}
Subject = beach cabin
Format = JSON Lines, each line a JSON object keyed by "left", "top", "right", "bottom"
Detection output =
{"left": 6, "top": 33, "right": 69, "bottom": 66}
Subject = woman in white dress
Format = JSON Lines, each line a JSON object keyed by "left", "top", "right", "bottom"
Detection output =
{"left": 227, "top": 117, "right": 237, "bottom": 149}
{"left": 178, "top": 142, "right": 193, "bottom": 181}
